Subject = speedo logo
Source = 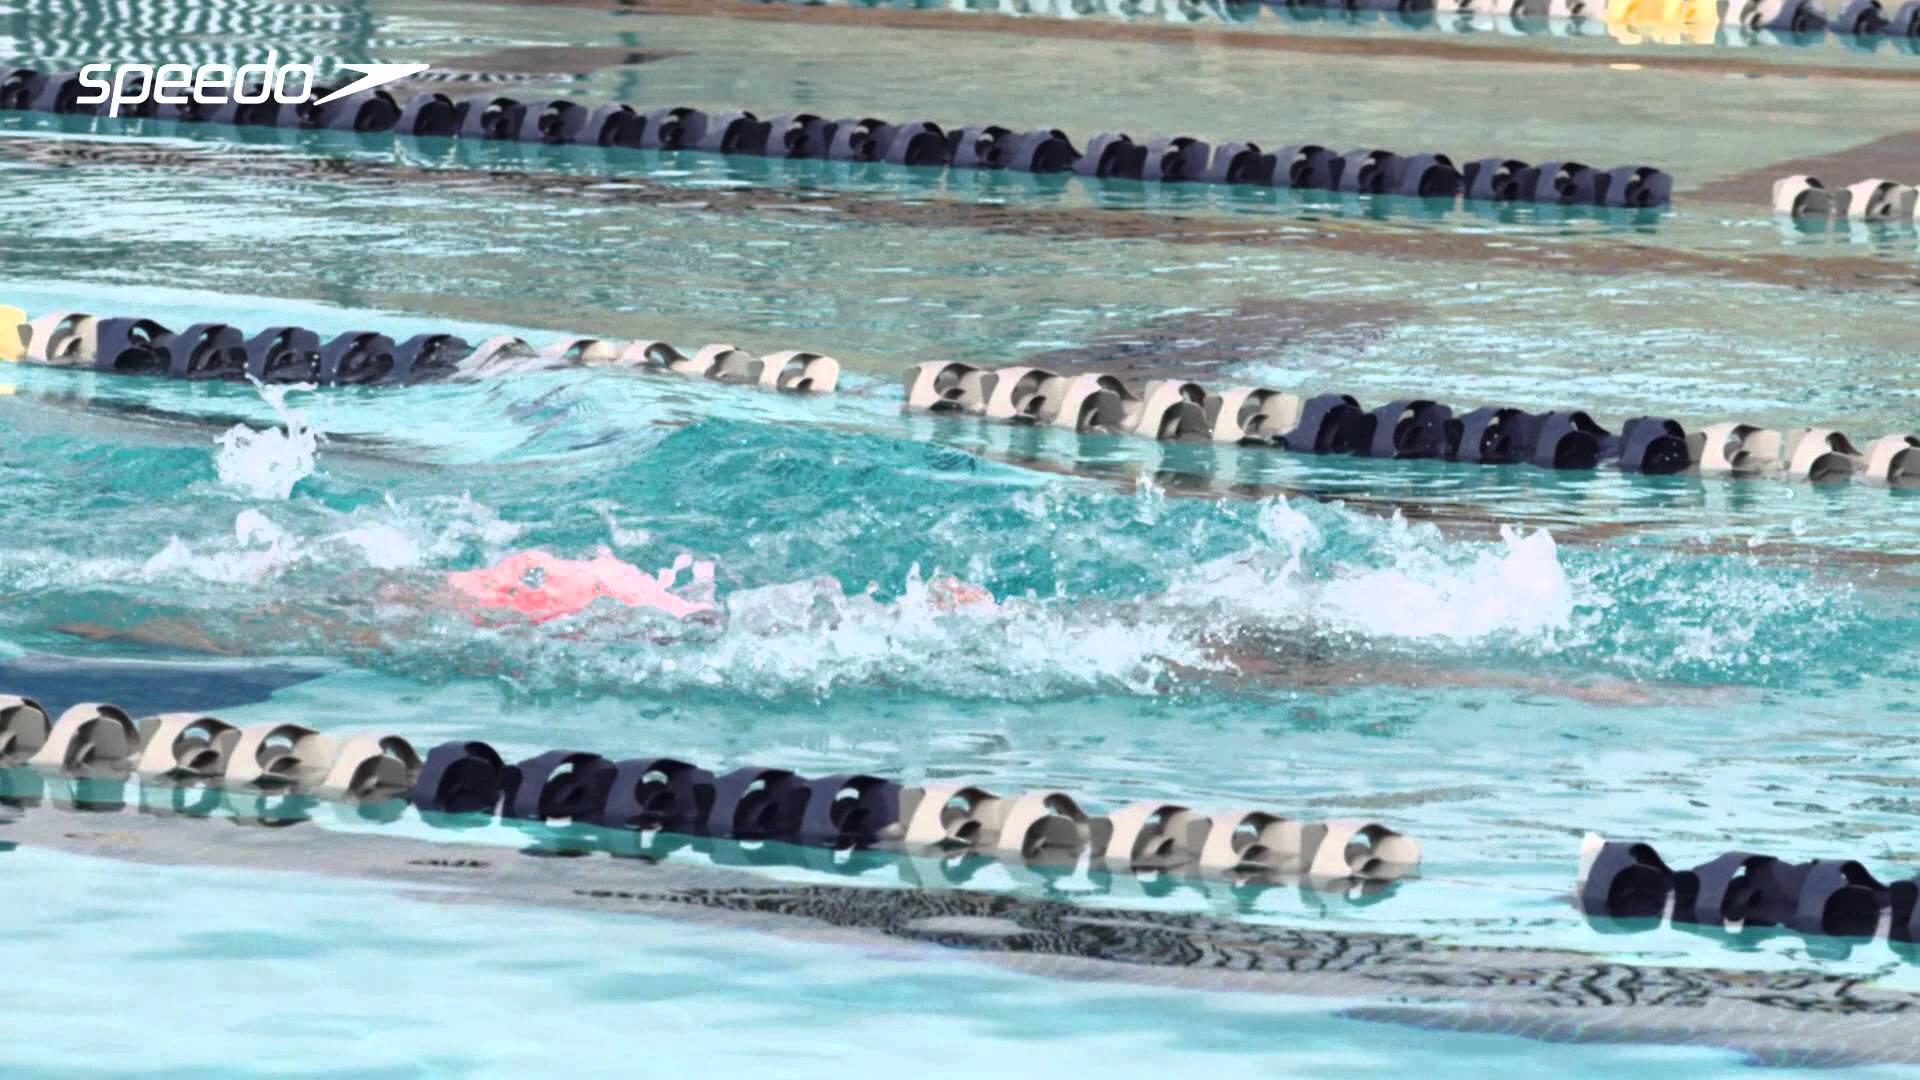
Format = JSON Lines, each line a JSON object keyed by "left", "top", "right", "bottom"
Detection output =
{"left": 74, "top": 54, "right": 429, "bottom": 118}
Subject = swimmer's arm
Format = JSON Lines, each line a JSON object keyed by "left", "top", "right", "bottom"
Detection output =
{"left": 1197, "top": 641, "right": 1737, "bottom": 708}
{"left": 53, "top": 606, "right": 390, "bottom": 656}
{"left": 54, "top": 617, "right": 239, "bottom": 655}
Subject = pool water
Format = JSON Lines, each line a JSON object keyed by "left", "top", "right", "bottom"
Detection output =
{"left": 2, "top": 0, "right": 1918, "bottom": 1074}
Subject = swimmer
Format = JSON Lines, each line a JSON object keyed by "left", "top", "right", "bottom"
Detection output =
{"left": 52, "top": 546, "right": 1723, "bottom": 708}
{"left": 55, "top": 545, "right": 724, "bottom": 652}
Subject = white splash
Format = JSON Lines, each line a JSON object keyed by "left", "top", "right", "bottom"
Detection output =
{"left": 1173, "top": 499, "right": 1575, "bottom": 644}
{"left": 136, "top": 496, "right": 523, "bottom": 586}
{"left": 612, "top": 563, "right": 1221, "bottom": 699}
{"left": 143, "top": 509, "right": 302, "bottom": 584}
{"left": 1325, "top": 524, "right": 1574, "bottom": 641}
{"left": 328, "top": 523, "right": 418, "bottom": 570}
{"left": 214, "top": 381, "right": 322, "bottom": 500}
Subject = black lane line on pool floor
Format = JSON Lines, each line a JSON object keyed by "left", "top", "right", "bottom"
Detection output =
{"left": 6, "top": 802, "right": 1920, "bottom": 1066}
{"left": 0, "top": 654, "right": 329, "bottom": 717}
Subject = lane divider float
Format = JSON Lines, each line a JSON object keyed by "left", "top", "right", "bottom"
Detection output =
{"left": 1578, "top": 834, "right": 1920, "bottom": 951}
{"left": 907, "top": 361, "right": 1920, "bottom": 487}
{"left": 6, "top": 304, "right": 1911, "bottom": 489}
{"left": 1773, "top": 174, "right": 1920, "bottom": 220}
{"left": 4, "top": 305, "right": 1910, "bottom": 488}
{"left": 0, "top": 68, "right": 1673, "bottom": 209}
{"left": 0, "top": 694, "right": 1421, "bottom": 888}
{"left": 0, "top": 307, "right": 838, "bottom": 392}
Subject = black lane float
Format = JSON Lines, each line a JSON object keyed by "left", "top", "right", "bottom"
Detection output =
{"left": 0, "top": 67, "right": 1674, "bottom": 208}
{"left": 1578, "top": 836, "right": 1920, "bottom": 953}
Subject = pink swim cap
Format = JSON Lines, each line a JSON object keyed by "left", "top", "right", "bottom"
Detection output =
{"left": 446, "top": 549, "right": 715, "bottom": 624}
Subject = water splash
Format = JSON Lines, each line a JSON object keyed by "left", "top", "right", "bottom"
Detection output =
{"left": 132, "top": 496, "right": 524, "bottom": 588}
{"left": 1173, "top": 501, "right": 1575, "bottom": 644}
{"left": 325, "top": 494, "right": 527, "bottom": 571}
{"left": 213, "top": 382, "right": 322, "bottom": 500}
{"left": 143, "top": 509, "right": 300, "bottom": 585}
{"left": 0, "top": 386, "right": 1892, "bottom": 700}
{"left": 396, "top": 562, "right": 1224, "bottom": 701}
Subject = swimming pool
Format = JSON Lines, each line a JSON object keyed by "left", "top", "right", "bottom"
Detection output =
{"left": 2, "top": 0, "right": 1918, "bottom": 1074}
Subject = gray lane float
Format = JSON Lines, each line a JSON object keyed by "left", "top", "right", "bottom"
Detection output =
{"left": 92, "top": 317, "right": 167, "bottom": 375}
{"left": 1612, "top": 416, "right": 1693, "bottom": 473}
{"left": 593, "top": 758, "right": 715, "bottom": 833}
{"left": 502, "top": 750, "right": 617, "bottom": 822}
{"left": 162, "top": 323, "right": 249, "bottom": 380}
{"left": 1283, "top": 394, "right": 1371, "bottom": 455}
{"left": 318, "top": 331, "right": 398, "bottom": 385}
{"left": 1463, "top": 157, "right": 1532, "bottom": 202}
{"left": 1775, "top": 173, "right": 1920, "bottom": 220}
{"left": 1366, "top": 399, "right": 1454, "bottom": 459}
{"left": 1726, "top": 0, "right": 1832, "bottom": 30}
{"left": 1835, "top": 0, "right": 1894, "bottom": 32}
{"left": 704, "top": 767, "right": 812, "bottom": 840}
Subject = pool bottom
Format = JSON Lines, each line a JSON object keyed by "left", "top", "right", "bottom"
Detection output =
{"left": 5, "top": 800, "right": 1919, "bottom": 1071}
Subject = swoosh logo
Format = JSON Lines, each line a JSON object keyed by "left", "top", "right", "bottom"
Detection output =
{"left": 313, "top": 63, "right": 431, "bottom": 105}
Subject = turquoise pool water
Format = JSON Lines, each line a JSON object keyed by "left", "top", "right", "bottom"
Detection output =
{"left": 2, "top": 0, "right": 1919, "bottom": 1073}
{"left": 24, "top": 842, "right": 1877, "bottom": 1080}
